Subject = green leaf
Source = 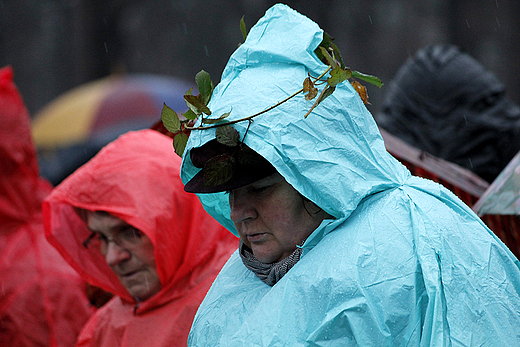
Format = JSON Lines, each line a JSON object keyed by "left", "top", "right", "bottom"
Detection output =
{"left": 195, "top": 70, "right": 214, "bottom": 105}
{"left": 183, "top": 88, "right": 198, "bottom": 115}
{"left": 236, "top": 145, "right": 264, "bottom": 167}
{"left": 330, "top": 41, "right": 345, "bottom": 69}
{"left": 203, "top": 154, "right": 235, "bottom": 187}
{"left": 327, "top": 66, "right": 351, "bottom": 87}
{"left": 185, "top": 94, "right": 212, "bottom": 115}
{"left": 202, "top": 111, "right": 231, "bottom": 124}
{"left": 315, "top": 32, "right": 345, "bottom": 69}
{"left": 320, "top": 32, "right": 334, "bottom": 50}
{"left": 318, "top": 46, "right": 337, "bottom": 68}
{"left": 161, "top": 103, "right": 181, "bottom": 132}
{"left": 215, "top": 125, "right": 239, "bottom": 146}
{"left": 315, "top": 32, "right": 332, "bottom": 64}
{"left": 240, "top": 16, "right": 248, "bottom": 42}
{"left": 182, "top": 109, "right": 198, "bottom": 120}
{"left": 316, "top": 85, "right": 336, "bottom": 105}
{"left": 352, "top": 71, "right": 384, "bottom": 88}
{"left": 173, "top": 132, "right": 188, "bottom": 157}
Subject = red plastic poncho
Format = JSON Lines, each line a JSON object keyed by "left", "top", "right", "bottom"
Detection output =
{"left": 43, "top": 129, "right": 238, "bottom": 347}
{"left": 0, "top": 66, "right": 93, "bottom": 346}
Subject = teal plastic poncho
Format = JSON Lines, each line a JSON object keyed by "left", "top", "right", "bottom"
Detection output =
{"left": 180, "top": 4, "right": 520, "bottom": 346}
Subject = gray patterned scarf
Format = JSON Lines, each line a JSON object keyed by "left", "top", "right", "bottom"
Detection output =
{"left": 239, "top": 240, "right": 302, "bottom": 286}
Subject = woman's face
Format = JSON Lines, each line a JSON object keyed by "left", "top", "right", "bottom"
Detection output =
{"left": 86, "top": 212, "right": 162, "bottom": 301}
{"left": 229, "top": 172, "right": 327, "bottom": 263}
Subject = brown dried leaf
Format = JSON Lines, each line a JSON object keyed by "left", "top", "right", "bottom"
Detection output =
{"left": 303, "top": 77, "right": 318, "bottom": 101}
{"left": 351, "top": 80, "right": 369, "bottom": 104}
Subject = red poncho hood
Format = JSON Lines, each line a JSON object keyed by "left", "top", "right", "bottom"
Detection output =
{"left": 43, "top": 129, "right": 238, "bottom": 310}
{"left": 0, "top": 66, "right": 52, "bottom": 225}
{"left": 1, "top": 66, "right": 92, "bottom": 347}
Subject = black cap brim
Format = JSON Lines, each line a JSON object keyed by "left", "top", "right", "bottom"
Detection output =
{"left": 184, "top": 139, "right": 276, "bottom": 193}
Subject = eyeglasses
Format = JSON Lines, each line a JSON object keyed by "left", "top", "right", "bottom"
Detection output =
{"left": 83, "top": 226, "right": 143, "bottom": 253}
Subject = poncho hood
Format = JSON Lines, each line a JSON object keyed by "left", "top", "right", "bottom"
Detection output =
{"left": 184, "top": 6, "right": 520, "bottom": 346}
{"left": 181, "top": 4, "right": 409, "bottom": 243}
{"left": 0, "top": 66, "right": 53, "bottom": 226}
{"left": 375, "top": 44, "right": 520, "bottom": 183}
{"left": 1, "top": 65, "right": 92, "bottom": 347}
{"left": 44, "top": 129, "right": 237, "bottom": 310}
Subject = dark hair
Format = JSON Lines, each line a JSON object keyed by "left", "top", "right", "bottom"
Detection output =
{"left": 299, "top": 194, "right": 323, "bottom": 216}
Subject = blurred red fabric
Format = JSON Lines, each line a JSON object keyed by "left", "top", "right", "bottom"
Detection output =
{"left": 0, "top": 66, "right": 93, "bottom": 347}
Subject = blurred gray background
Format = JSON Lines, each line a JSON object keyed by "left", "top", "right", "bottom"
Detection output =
{"left": 1, "top": 0, "right": 519, "bottom": 118}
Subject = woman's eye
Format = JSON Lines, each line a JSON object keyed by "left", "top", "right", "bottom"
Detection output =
{"left": 251, "top": 185, "right": 272, "bottom": 195}
{"left": 121, "top": 227, "right": 142, "bottom": 241}
{"left": 96, "top": 233, "right": 109, "bottom": 243}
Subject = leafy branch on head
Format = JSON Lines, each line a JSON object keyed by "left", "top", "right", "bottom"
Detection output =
{"left": 161, "top": 21, "right": 383, "bottom": 157}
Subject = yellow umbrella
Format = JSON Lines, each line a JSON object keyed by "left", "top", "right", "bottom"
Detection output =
{"left": 31, "top": 73, "right": 193, "bottom": 150}
{"left": 32, "top": 77, "right": 116, "bottom": 149}
{"left": 31, "top": 73, "right": 193, "bottom": 184}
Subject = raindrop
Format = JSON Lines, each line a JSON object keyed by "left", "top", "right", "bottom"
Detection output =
{"left": 182, "top": 22, "right": 188, "bottom": 35}
{"left": 468, "top": 158, "right": 474, "bottom": 168}
{"left": 464, "top": 115, "right": 468, "bottom": 124}
{"left": 496, "top": 17, "right": 500, "bottom": 27}
{"left": 204, "top": 45, "right": 210, "bottom": 57}
{"left": 495, "top": 0, "right": 499, "bottom": 8}
{"left": 465, "top": 19, "right": 470, "bottom": 28}
{"left": 368, "top": 15, "right": 373, "bottom": 24}
{"left": 104, "top": 42, "right": 108, "bottom": 53}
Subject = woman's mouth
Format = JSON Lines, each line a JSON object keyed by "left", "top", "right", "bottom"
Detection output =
{"left": 120, "top": 270, "right": 140, "bottom": 279}
{"left": 247, "top": 233, "right": 266, "bottom": 243}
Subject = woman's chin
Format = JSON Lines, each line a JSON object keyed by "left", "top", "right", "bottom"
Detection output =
{"left": 251, "top": 248, "right": 286, "bottom": 264}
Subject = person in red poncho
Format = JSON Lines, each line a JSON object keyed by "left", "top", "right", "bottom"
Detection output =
{"left": 43, "top": 128, "right": 238, "bottom": 347}
{"left": 0, "top": 65, "right": 94, "bottom": 346}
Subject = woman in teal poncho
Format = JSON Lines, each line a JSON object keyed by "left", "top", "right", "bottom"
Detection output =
{"left": 179, "top": 4, "right": 520, "bottom": 346}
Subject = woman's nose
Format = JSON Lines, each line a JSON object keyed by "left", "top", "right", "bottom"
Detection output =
{"left": 104, "top": 242, "right": 131, "bottom": 266}
{"left": 229, "top": 190, "right": 257, "bottom": 223}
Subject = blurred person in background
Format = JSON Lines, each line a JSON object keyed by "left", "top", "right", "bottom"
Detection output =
{"left": 375, "top": 44, "right": 520, "bottom": 183}
{"left": 43, "top": 129, "right": 238, "bottom": 347}
{"left": 0, "top": 66, "right": 93, "bottom": 347}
